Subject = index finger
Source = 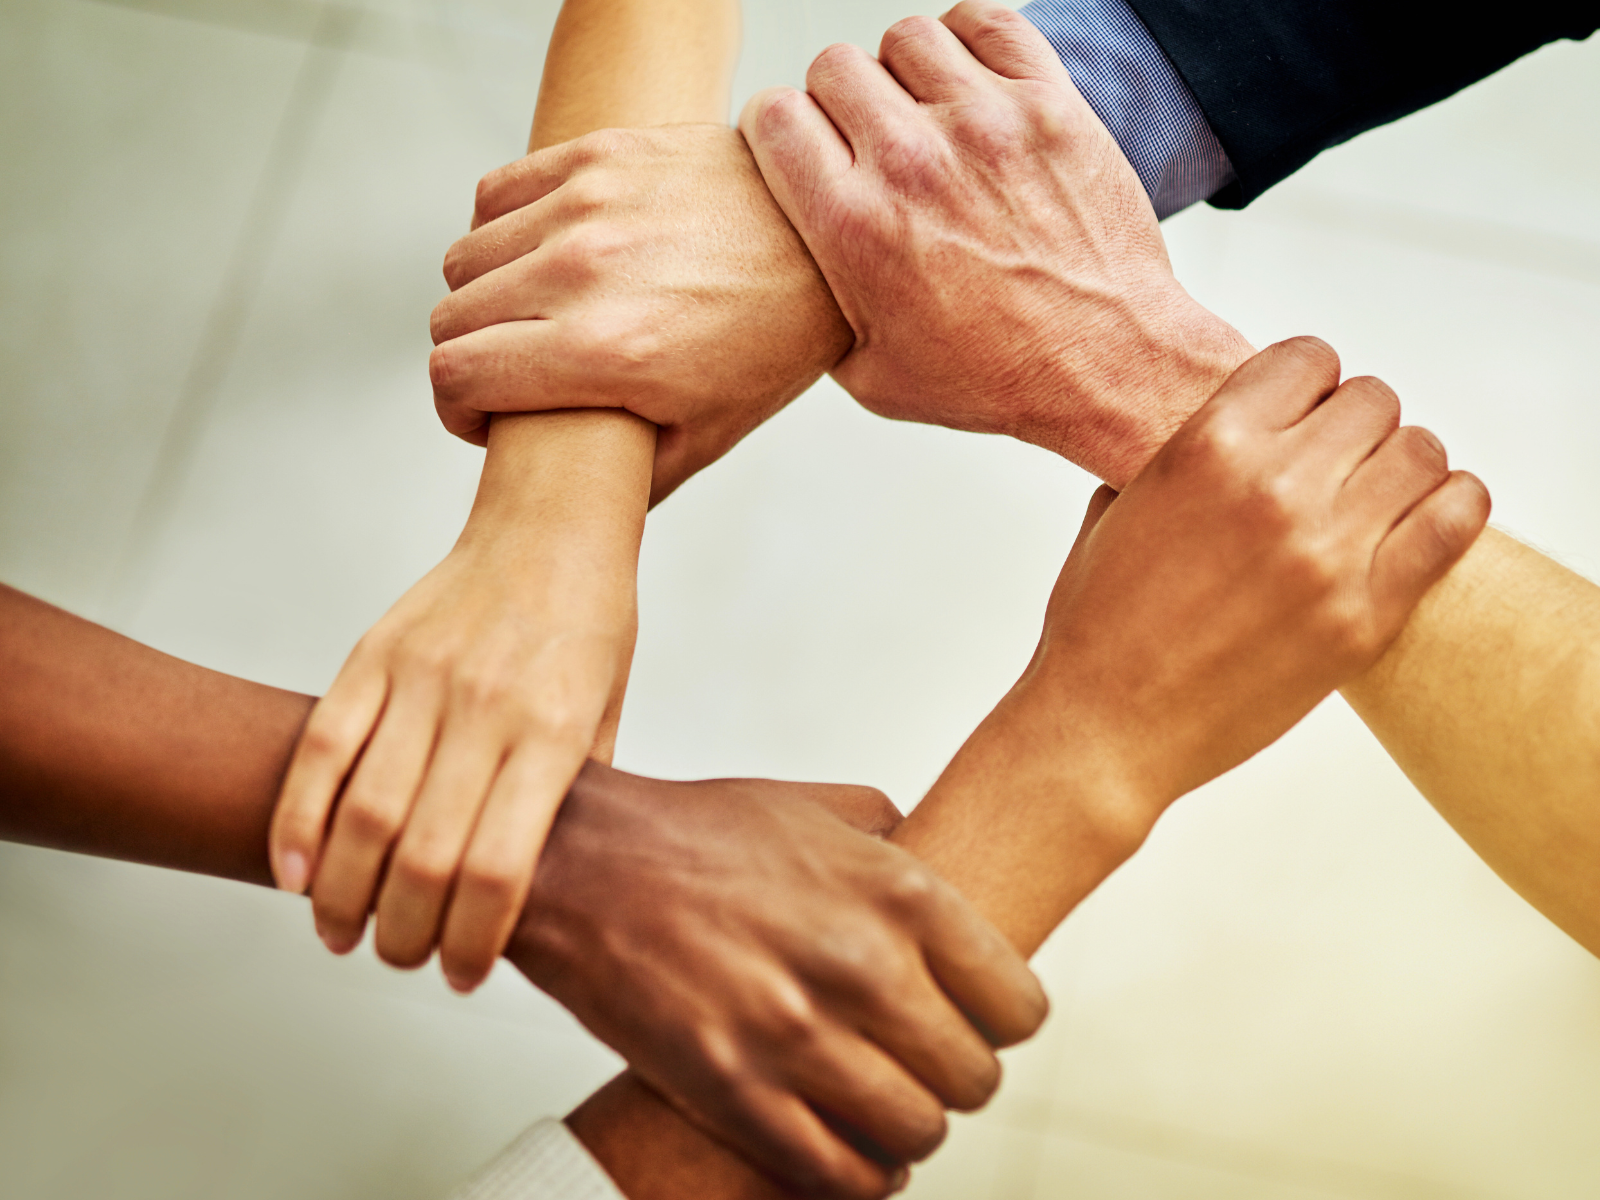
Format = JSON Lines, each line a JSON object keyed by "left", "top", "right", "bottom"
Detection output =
{"left": 470, "top": 137, "right": 591, "bottom": 230}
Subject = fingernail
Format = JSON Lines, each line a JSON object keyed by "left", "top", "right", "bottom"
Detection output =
{"left": 889, "top": 1167, "right": 910, "bottom": 1194}
{"left": 276, "top": 850, "right": 309, "bottom": 894}
{"left": 443, "top": 969, "right": 479, "bottom": 995}
{"left": 316, "top": 923, "right": 352, "bottom": 955}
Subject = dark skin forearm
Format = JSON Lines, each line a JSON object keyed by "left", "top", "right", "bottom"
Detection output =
{"left": 0, "top": 583, "right": 308, "bottom": 884}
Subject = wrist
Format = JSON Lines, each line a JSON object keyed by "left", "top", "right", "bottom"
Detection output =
{"left": 900, "top": 678, "right": 1167, "bottom": 956}
{"left": 1019, "top": 285, "right": 1254, "bottom": 488}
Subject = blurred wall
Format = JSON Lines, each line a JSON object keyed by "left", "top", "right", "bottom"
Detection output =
{"left": 2, "top": 1, "right": 1599, "bottom": 1197}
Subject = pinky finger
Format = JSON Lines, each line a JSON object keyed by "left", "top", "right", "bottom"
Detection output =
{"left": 1371, "top": 470, "right": 1491, "bottom": 627}
{"left": 436, "top": 740, "right": 588, "bottom": 993}
{"left": 269, "top": 664, "right": 389, "bottom": 895}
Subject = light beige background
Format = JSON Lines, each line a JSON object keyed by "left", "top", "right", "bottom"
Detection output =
{"left": 2, "top": 1, "right": 1598, "bottom": 1197}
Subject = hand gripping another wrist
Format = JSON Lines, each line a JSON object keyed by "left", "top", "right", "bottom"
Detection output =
{"left": 1023, "top": 339, "right": 1490, "bottom": 819}
{"left": 427, "top": 125, "right": 852, "bottom": 506}
{"left": 504, "top": 764, "right": 1047, "bottom": 1200}
{"left": 741, "top": 0, "right": 1254, "bottom": 488}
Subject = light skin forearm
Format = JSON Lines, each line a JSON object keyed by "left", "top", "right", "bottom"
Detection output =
{"left": 1342, "top": 528, "right": 1600, "bottom": 955}
{"left": 487, "top": 0, "right": 741, "bottom": 565}
{"left": 1022, "top": 319, "right": 1600, "bottom": 962}
{"left": 470, "top": 0, "right": 742, "bottom": 751}
{"left": 568, "top": 703, "right": 1143, "bottom": 1200}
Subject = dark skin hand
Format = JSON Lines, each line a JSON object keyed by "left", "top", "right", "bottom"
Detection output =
{"left": 0, "top": 583, "right": 1044, "bottom": 1186}
{"left": 555, "top": 339, "right": 1492, "bottom": 1200}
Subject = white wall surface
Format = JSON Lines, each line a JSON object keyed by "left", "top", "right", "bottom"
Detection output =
{"left": 2, "top": 1, "right": 1598, "bottom": 1197}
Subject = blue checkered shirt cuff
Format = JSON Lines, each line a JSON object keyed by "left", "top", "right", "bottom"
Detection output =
{"left": 1019, "top": 0, "right": 1235, "bottom": 219}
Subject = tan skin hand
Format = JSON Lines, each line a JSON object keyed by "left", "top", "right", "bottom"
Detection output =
{"left": 559, "top": 340, "right": 1491, "bottom": 1200}
{"left": 269, "top": 408, "right": 650, "bottom": 991}
{"left": 0, "top": 580, "right": 1046, "bottom": 1200}
{"left": 740, "top": 0, "right": 1251, "bottom": 489}
{"left": 429, "top": 125, "right": 852, "bottom": 507}
{"left": 506, "top": 765, "right": 1045, "bottom": 1190}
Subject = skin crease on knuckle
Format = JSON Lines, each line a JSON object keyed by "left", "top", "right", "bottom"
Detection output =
{"left": 331, "top": 790, "right": 403, "bottom": 851}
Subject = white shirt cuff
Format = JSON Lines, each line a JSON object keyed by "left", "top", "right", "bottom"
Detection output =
{"left": 449, "top": 1118, "right": 626, "bottom": 1200}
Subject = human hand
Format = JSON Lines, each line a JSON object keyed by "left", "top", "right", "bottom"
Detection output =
{"left": 740, "top": 0, "right": 1254, "bottom": 488}
{"left": 1027, "top": 338, "right": 1490, "bottom": 815}
{"left": 900, "top": 340, "right": 1489, "bottom": 953}
{"left": 428, "top": 125, "right": 853, "bottom": 507}
{"left": 269, "top": 410, "right": 648, "bottom": 993}
{"left": 510, "top": 761, "right": 1046, "bottom": 1200}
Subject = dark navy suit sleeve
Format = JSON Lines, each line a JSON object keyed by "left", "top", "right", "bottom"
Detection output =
{"left": 1120, "top": 0, "right": 1600, "bottom": 206}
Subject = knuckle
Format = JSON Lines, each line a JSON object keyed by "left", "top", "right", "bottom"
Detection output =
{"left": 882, "top": 860, "right": 939, "bottom": 913}
{"left": 807, "top": 42, "right": 860, "bottom": 88}
{"left": 1342, "top": 374, "right": 1401, "bottom": 427}
{"left": 461, "top": 855, "right": 523, "bottom": 909}
{"left": 452, "top": 666, "right": 511, "bottom": 712}
{"left": 1278, "top": 334, "right": 1342, "bottom": 381}
{"left": 296, "top": 716, "right": 349, "bottom": 764}
{"left": 1282, "top": 533, "right": 1341, "bottom": 596}
{"left": 555, "top": 169, "right": 615, "bottom": 218}
{"left": 427, "top": 297, "right": 457, "bottom": 347}
{"left": 337, "top": 792, "right": 402, "bottom": 847}
{"left": 575, "top": 127, "right": 625, "bottom": 157}
{"left": 881, "top": 14, "right": 939, "bottom": 53}
{"left": 690, "top": 1020, "right": 747, "bottom": 1084}
{"left": 472, "top": 171, "right": 503, "bottom": 226}
{"left": 1179, "top": 412, "right": 1251, "bottom": 478}
{"left": 1241, "top": 472, "right": 1300, "bottom": 539}
{"left": 746, "top": 85, "right": 805, "bottom": 140}
{"left": 390, "top": 844, "right": 455, "bottom": 896}
{"left": 761, "top": 979, "right": 821, "bottom": 1049}
{"left": 440, "top": 238, "right": 473, "bottom": 291}
{"left": 428, "top": 342, "right": 459, "bottom": 393}
{"left": 1396, "top": 424, "right": 1449, "bottom": 476}
{"left": 959, "top": 1051, "right": 1004, "bottom": 1110}
{"left": 1314, "top": 602, "right": 1374, "bottom": 663}
{"left": 904, "top": 1102, "right": 949, "bottom": 1161}
{"left": 393, "top": 640, "right": 452, "bottom": 683}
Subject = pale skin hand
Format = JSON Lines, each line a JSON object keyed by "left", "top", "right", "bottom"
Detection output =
{"left": 430, "top": 125, "right": 852, "bottom": 506}
{"left": 740, "top": 0, "right": 1250, "bottom": 488}
{"left": 270, "top": 0, "right": 736, "bottom": 993}
{"left": 747, "top": 0, "right": 1600, "bottom": 958}
{"left": 560, "top": 340, "right": 1490, "bottom": 1199}
{"left": 426, "top": 1, "right": 1249, "bottom": 491}
{"left": 0, "top": 583, "right": 1044, "bottom": 1195}
{"left": 270, "top": 410, "right": 649, "bottom": 987}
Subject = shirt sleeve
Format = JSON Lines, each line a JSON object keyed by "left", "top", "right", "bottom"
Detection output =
{"left": 1018, "top": 0, "right": 1235, "bottom": 219}
{"left": 448, "top": 1118, "right": 627, "bottom": 1200}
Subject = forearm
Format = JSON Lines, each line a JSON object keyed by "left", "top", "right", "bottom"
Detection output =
{"left": 1342, "top": 529, "right": 1600, "bottom": 955}
{"left": 1074, "top": 321, "right": 1600, "bottom": 956}
{"left": 473, "top": 0, "right": 740, "bottom": 705}
{"left": 0, "top": 583, "right": 306, "bottom": 884}
{"left": 569, "top": 685, "right": 1150, "bottom": 1198}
